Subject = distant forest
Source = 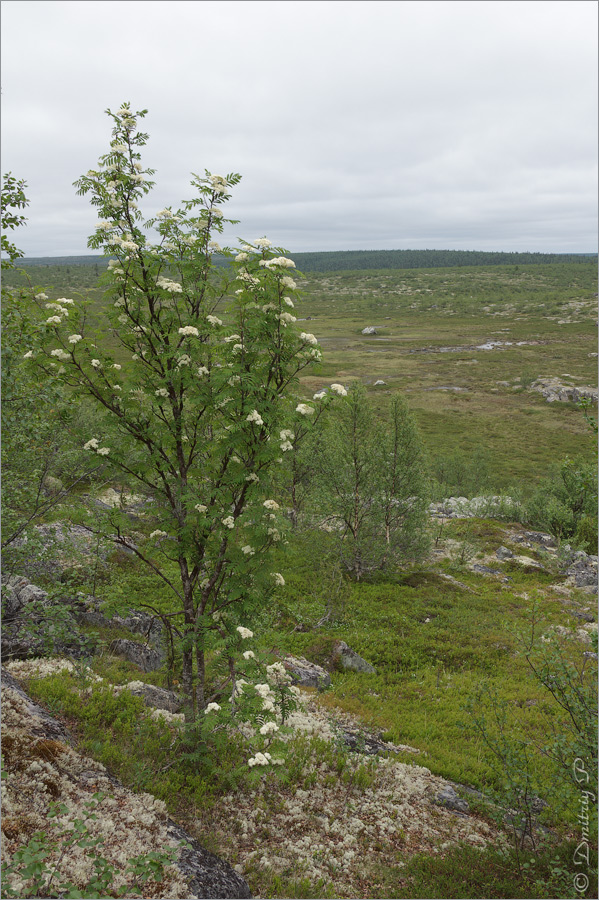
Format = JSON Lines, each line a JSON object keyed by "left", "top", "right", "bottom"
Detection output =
{"left": 17, "top": 248, "right": 596, "bottom": 273}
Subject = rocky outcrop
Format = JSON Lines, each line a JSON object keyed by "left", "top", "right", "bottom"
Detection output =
{"left": 109, "top": 638, "right": 164, "bottom": 672}
{"left": 1, "top": 575, "right": 94, "bottom": 661}
{"left": 121, "top": 681, "right": 183, "bottom": 713}
{"left": 531, "top": 378, "right": 598, "bottom": 404}
{"left": 168, "top": 822, "right": 252, "bottom": 899}
{"left": 282, "top": 655, "right": 331, "bottom": 689}
{"left": 1, "top": 574, "right": 166, "bottom": 666}
{"left": 565, "top": 552, "right": 598, "bottom": 593}
{"left": 331, "top": 641, "right": 376, "bottom": 674}
{"left": 1, "top": 667, "right": 252, "bottom": 899}
{"left": 429, "top": 496, "right": 522, "bottom": 519}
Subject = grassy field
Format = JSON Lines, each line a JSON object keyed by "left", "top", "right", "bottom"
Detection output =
{"left": 6, "top": 258, "right": 596, "bottom": 490}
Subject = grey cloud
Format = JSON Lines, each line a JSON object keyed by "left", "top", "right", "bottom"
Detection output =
{"left": 1, "top": 0, "right": 596, "bottom": 257}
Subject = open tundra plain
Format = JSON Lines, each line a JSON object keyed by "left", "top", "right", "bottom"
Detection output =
{"left": 2, "top": 257, "right": 597, "bottom": 899}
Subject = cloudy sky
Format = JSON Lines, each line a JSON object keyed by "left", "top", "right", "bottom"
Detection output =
{"left": 1, "top": 0, "right": 597, "bottom": 257}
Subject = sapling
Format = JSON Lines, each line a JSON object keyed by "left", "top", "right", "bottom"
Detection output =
{"left": 22, "top": 103, "right": 326, "bottom": 720}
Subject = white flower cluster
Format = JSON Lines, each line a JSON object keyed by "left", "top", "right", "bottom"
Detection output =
{"left": 264, "top": 256, "right": 295, "bottom": 269}
{"left": 237, "top": 272, "right": 261, "bottom": 288}
{"left": 278, "top": 312, "right": 297, "bottom": 326}
{"left": 265, "top": 662, "right": 291, "bottom": 684}
{"left": 149, "top": 530, "right": 168, "bottom": 539}
{"left": 209, "top": 174, "right": 230, "bottom": 195}
{"left": 295, "top": 403, "right": 314, "bottom": 416}
{"left": 83, "top": 438, "right": 110, "bottom": 455}
{"left": 248, "top": 751, "right": 273, "bottom": 767}
{"left": 241, "top": 545, "right": 255, "bottom": 556}
{"left": 178, "top": 325, "right": 199, "bottom": 337}
{"left": 246, "top": 409, "right": 264, "bottom": 426}
{"left": 236, "top": 626, "right": 254, "bottom": 639}
{"left": 263, "top": 499, "right": 280, "bottom": 511}
{"left": 206, "top": 315, "right": 222, "bottom": 327}
{"left": 300, "top": 332, "right": 318, "bottom": 345}
{"left": 222, "top": 516, "right": 235, "bottom": 529}
{"left": 271, "top": 572, "right": 285, "bottom": 587}
{"left": 330, "top": 383, "right": 348, "bottom": 396}
{"left": 157, "top": 276, "right": 183, "bottom": 293}
{"left": 253, "top": 238, "right": 272, "bottom": 248}
{"left": 46, "top": 301, "right": 72, "bottom": 316}
{"left": 204, "top": 702, "right": 222, "bottom": 714}
{"left": 150, "top": 708, "right": 185, "bottom": 724}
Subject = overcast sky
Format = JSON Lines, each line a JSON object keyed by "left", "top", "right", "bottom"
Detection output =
{"left": 1, "top": 0, "right": 597, "bottom": 257}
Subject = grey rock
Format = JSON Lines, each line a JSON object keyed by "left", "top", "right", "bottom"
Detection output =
{"left": 332, "top": 641, "right": 376, "bottom": 674}
{"left": 531, "top": 378, "right": 598, "bottom": 405}
{"left": 340, "top": 730, "right": 402, "bottom": 756}
{"left": 495, "top": 546, "right": 514, "bottom": 560}
{"left": 1, "top": 576, "right": 94, "bottom": 660}
{"left": 167, "top": 822, "right": 252, "bottom": 899}
{"left": 522, "top": 531, "right": 557, "bottom": 548}
{"left": 109, "top": 638, "right": 164, "bottom": 672}
{"left": 125, "top": 682, "right": 182, "bottom": 713}
{"left": 282, "top": 655, "right": 331, "bottom": 689}
{"left": 1, "top": 668, "right": 251, "bottom": 899}
{"left": 1, "top": 668, "right": 69, "bottom": 742}
{"left": 1, "top": 576, "right": 49, "bottom": 619}
{"left": 361, "top": 326, "right": 378, "bottom": 335}
{"left": 113, "top": 612, "right": 163, "bottom": 644}
{"left": 472, "top": 564, "right": 502, "bottom": 576}
{"left": 434, "top": 784, "right": 470, "bottom": 814}
{"left": 569, "top": 609, "right": 596, "bottom": 623}
{"left": 374, "top": 379, "right": 386, "bottom": 386}
{"left": 566, "top": 557, "right": 598, "bottom": 589}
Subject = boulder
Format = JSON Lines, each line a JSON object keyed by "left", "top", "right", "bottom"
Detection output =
{"left": 1, "top": 575, "right": 49, "bottom": 620}
{"left": 123, "top": 682, "right": 182, "bottom": 713}
{"left": 434, "top": 784, "right": 470, "bottom": 814}
{"left": 113, "top": 611, "right": 163, "bottom": 644}
{"left": 331, "top": 641, "right": 376, "bottom": 674}
{"left": 1, "top": 576, "right": 94, "bottom": 660}
{"left": 522, "top": 531, "right": 557, "bottom": 548}
{"left": 495, "top": 546, "right": 514, "bottom": 560}
{"left": 168, "top": 822, "right": 252, "bottom": 899}
{"left": 531, "top": 378, "right": 598, "bottom": 404}
{"left": 472, "top": 564, "right": 502, "bottom": 576}
{"left": 109, "top": 639, "right": 164, "bottom": 672}
{"left": 282, "top": 655, "right": 331, "bottom": 689}
{"left": 566, "top": 554, "right": 598, "bottom": 591}
{"left": 361, "top": 326, "right": 378, "bottom": 335}
{"left": 374, "top": 379, "right": 386, "bottom": 386}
